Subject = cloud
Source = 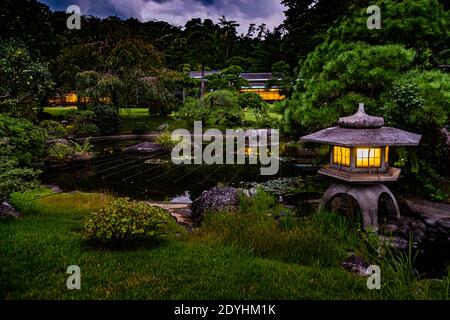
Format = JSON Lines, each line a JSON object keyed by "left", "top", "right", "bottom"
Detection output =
{"left": 41, "top": 0, "right": 286, "bottom": 33}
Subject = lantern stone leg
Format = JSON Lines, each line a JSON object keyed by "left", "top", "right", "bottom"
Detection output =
{"left": 318, "top": 182, "right": 400, "bottom": 232}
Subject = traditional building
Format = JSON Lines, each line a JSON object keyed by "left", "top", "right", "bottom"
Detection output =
{"left": 47, "top": 92, "right": 78, "bottom": 106}
{"left": 189, "top": 71, "right": 285, "bottom": 102}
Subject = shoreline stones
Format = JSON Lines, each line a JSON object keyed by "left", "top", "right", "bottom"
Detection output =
{"left": 0, "top": 201, "right": 21, "bottom": 219}
{"left": 191, "top": 186, "right": 240, "bottom": 222}
{"left": 341, "top": 254, "right": 372, "bottom": 276}
{"left": 394, "top": 196, "right": 450, "bottom": 247}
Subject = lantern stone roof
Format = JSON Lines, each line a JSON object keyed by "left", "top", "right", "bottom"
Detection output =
{"left": 338, "top": 103, "right": 384, "bottom": 128}
{"left": 301, "top": 103, "right": 422, "bottom": 147}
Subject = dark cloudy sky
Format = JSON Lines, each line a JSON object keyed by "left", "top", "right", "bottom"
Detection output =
{"left": 41, "top": 0, "right": 286, "bottom": 33}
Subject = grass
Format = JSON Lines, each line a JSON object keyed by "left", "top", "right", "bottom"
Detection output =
{"left": 243, "top": 109, "right": 283, "bottom": 123}
{"left": 2, "top": 188, "right": 449, "bottom": 299}
{"left": 44, "top": 106, "right": 77, "bottom": 118}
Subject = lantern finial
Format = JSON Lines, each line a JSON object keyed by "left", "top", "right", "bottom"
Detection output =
{"left": 358, "top": 103, "right": 365, "bottom": 113}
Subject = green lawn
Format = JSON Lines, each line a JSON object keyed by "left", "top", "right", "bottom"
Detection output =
{"left": 1, "top": 188, "right": 448, "bottom": 300}
{"left": 44, "top": 106, "right": 77, "bottom": 118}
{"left": 43, "top": 107, "right": 282, "bottom": 134}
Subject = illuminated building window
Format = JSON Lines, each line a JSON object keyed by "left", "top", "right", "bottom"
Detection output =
{"left": 332, "top": 146, "right": 350, "bottom": 166}
{"left": 356, "top": 148, "right": 381, "bottom": 168}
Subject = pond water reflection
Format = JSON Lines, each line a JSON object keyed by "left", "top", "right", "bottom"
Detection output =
{"left": 42, "top": 138, "right": 315, "bottom": 202}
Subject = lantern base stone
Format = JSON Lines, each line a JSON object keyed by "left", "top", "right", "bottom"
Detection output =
{"left": 319, "top": 182, "right": 400, "bottom": 231}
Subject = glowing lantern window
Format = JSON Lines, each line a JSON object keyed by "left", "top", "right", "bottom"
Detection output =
{"left": 332, "top": 146, "right": 350, "bottom": 166}
{"left": 385, "top": 146, "right": 389, "bottom": 163}
{"left": 356, "top": 148, "right": 381, "bottom": 168}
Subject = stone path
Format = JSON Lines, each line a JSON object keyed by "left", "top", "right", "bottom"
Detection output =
{"left": 145, "top": 201, "right": 194, "bottom": 230}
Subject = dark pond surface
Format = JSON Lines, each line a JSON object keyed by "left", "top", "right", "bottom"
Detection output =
{"left": 42, "top": 138, "right": 316, "bottom": 202}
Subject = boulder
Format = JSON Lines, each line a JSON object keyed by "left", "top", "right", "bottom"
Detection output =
{"left": 191, "top": 186, "right": 240, "bottom": 222}
{"left": 156, "top": 123, "right": 169, "bottom": 131}
{"left": 341, "top": 254, "right": 372, "bottom": 276}
{"left": 0, "top": 201, "right": 21, "bottom": 219}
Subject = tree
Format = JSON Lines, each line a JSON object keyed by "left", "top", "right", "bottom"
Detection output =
{"left": 281, "top": 0, "right": 366, "bottom": 67}
{"left": 286, "top": 0, "right": 449, "bottom": 133}
{"left": 218, "top": 16, "right": 240, "bottom": 60}
{"left": 269, "top": 61, "right": 293, "bottom": 97}
{"left": 238, "top": 92, "right": 266, "bottom": 110}
{"left": 206, "top": 65, "right": 249, "bottom": 92}
{"left": 186, "top": 19, "right": 221, "bottom": 96}
{"left": 0, "top": 0, "right": 56, "bottom": 60}
{"left": 284, "top": 0, "right": 449, "bottom": 196}
{"left": 176, "top": 90, "right": 243, "bottom": 125}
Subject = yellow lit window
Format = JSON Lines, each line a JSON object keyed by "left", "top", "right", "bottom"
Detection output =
{"left": 356, "top": 148, "right": 381, "bottom": 168}
{"left": 333, "top": 146, "right": 350, "bottom": 166}
{"left": 385, "top": 146, "right": 389, "bottom": 163}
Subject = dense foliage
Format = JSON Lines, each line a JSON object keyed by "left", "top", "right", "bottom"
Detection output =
{"left": 177, "top": 90, "right": 243, "bottom": 125}
{"left": 39, "top": 120, "right": 67, "bottom": 139}
{"left": 84, "top": 197, "right": 180, "bottom": 244}
{"left": 91, "top": 105, "right": 122, "bottom": 135}
{"left": 0, "top": 40, "right": 53, "bottom": 118}
{"left": 45, "top": 140, "right": 93, "bottom": 162}
{"left": 0, "top": 115, "right": 45, "bottom": 196}
{"left": 0, "top": 114, "right": 47, "bottom": 166}
{"left": 285, "top": 0, "right": 449, "bottom": 196}
{"left": 0, "top": 158, "right": 41, "bottom": 195}
{"left": 238, "top": 92, "right": 266, "bottom": 110}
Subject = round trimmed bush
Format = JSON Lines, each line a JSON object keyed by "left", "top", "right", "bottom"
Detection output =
{"left": 84, "top": 197, "right": 178, "bottom": 243}
{"left": 91, "top": 105, "right": 122, "bottom": 135}
{"left": 238, "top": 92, "right": 266, "bottom": 110}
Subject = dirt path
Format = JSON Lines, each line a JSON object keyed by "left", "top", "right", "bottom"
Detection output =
{"left": 145, "top": 201, "right": 194, "bottom": 230}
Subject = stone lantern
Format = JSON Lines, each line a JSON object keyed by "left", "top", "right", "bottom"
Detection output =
{"left": 301, "top": 103, "right": 421, "bottom": 231}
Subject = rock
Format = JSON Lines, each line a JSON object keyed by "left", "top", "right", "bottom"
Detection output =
{"left": 125, "top": 141, "right": 161, "bottom": 153}
{"left": 191, "top": 186, "right": 240, "bottom": 222}
{"left": 341, "top": 255, "right": 372, "bottom": 276}
{"left": 0, "top": 201, "right": 21, "bottom": 219}
{"left": 45, "top": 184, "right": 63, "bottom": 193}
{"left": 156, "top": 123, "right": 169, "bottom": 131}
{"left": 440, "top": 127, "right": 450, "bottom": 147}
{"left": 395, "top": 196, "right": 450, "bottom": 244}
{"left": 398, "top": 196, "right": 450, "bottom": 221}
{"left": 385, "top": 224, "right": 398, "bottom": 233}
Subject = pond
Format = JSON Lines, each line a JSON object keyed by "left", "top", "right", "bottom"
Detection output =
{"left": 42, "top": 138, "right": 318, "bottom": 203}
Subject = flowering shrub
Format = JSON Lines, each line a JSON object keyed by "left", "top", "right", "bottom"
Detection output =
{"left": 84, "top": 197, "right": 180, "bottom": 243}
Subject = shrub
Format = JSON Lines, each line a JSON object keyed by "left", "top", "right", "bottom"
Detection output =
{"left": 0, "top": 114, "right": 47, "bottom": 166}
{"left": 65, "top": 109, "right": 96, "bottom": 123}
{"left": 73, "top": 122, "right": 100, "bottom": 137}
{"left": 84, "top": 197, "right": 180, "bottom": 244}
{"left": 175, "top": 97, "right": 206, "bottom": 121}
{"left": 65, "top": 109, "right": 100, "bottom": 137}
{"left": 91, "top": 105, "right": 122, "bottom": 135}
{"left": 0, "top": 157, "right": 41, "bottom": 196}
{"left": 46, "top": 143, "right": 72, "bottom": 161}
{"left": 176, "top": 91, "right": 243, "bottom": 125}
{"left": 132, "top": 122, "right": 149, "bottom": 135}
{"left": 46, "top": 140, "right": 94, "bottom": 162}
{"left": 40, "top": 120, "right": 67, "bottom": 138}
{"left": 155, "top": 130, "right": 181, "bottom": 151}
{"left": 254, "top": 106, "right": 281, "bottom": 129}
{"left": 238, "top": 92, "right": 266, "bottom": 110}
